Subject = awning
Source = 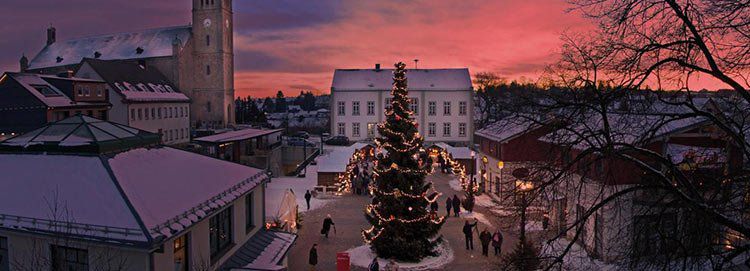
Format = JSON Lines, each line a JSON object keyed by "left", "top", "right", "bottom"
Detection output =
{"left": 221, "top": 230, "right": 297, "bottom": 271}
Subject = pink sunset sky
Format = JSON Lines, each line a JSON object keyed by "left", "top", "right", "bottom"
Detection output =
{"left": 0, "top": 0, "right": 729, "bottom": 98}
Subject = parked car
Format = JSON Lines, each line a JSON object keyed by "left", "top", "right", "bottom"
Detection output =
{"left": 287, "top": 137, "right": 316, "bottom": 147}
{"left": 291, "top": 131, "right": 310, "bottom": 139}
{"left": 325, "top": 136, "right": 350, "bottom": 146}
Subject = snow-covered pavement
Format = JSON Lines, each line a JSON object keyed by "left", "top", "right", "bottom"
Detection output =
{"left": 264, "top": 164, "right": 332, "bottom": 220}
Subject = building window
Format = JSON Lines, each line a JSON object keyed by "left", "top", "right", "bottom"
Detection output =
{"left": 428, "top": 101, "right": 436, "bottom": 116}
{"left": 206, "top": 35, "right": 210, "bottom": 47}
{"left": 174, "top": 235, "right": 189, "bottom": 271}
{"left": 209, "top": 207, "right": 233, "bottom": 259}
{"left": 158, "top": 108, "right": 162, "bottom": 119}
{"left": 459, "top": 101, "right": 467, "bottom": 116}
{"left": 337, "top": 101, "right": 345, "bottom": 116}
{"left": 443, "top": 101, "right": 451, "bottom": 116}
{"left": 410, "top": 98, "right": 418, "bottom": 115}
{"left": 84, "top": 89, "right": 90, "bottom": 96}
{"left": 151, "top": 108, "right": 156, "bottom": 119}
{"left": 138, "top": 108, "right": 142, "bottom": 120}
{"left": 443, "top": 122, "right": 451, "bottom": 136}
{"left": 245, "top": 192, "right": 255, "bottom": 232}
{"left": 207, "top": 102, "right": 212, "bottom": 113}
{"left": 131, "top": 109, "right": 136, "bottom": 120}
{"left": 96, "top": 89, "right": 102, "bottom": 97}
{"left": 51, "top": 245, "right": 88, "bottom": 271}
{"left": 459, "top": 123, "right": 467, "bottom": 137}
{"left": 367, "top": 101, "right": 375, "bottom": 115}
{"left": 145, "top": 107, "right": 150, "bottom": 120}
{"left": 77, "top": 88, "right": 83, "bottom": 96}
{"left": 206, "top": 65, "right": 211, "bottom": 75}
{"left": 428, "top": 122, "right": 436, "bottom": 136}
{"left": 337, "top": 123, "right": 345, "bottom": 136}
{"left": 367, "top": 123, "right": 377, "bottom": 137}
{"left": 352, "top": 101, "right": 360, "bottom": 116}
{"left": 352, "top": 123, "right": 360, "bottom": 137}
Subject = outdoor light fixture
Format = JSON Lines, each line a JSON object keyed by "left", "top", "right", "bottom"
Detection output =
{"left": 497, "top": 161, "right": 504, "bottom": 169}
{"left": 515, "top": 180, "right": 534, "bottom": 192}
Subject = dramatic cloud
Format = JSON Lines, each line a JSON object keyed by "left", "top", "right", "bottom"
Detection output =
{"left": 2, "top": 0, "right": 724, "bottom": 98}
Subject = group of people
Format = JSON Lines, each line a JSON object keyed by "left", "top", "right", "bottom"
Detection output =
{"left": 436, "top": 153, "right": 453, "bottom": 174}
{"left": 351, "top": 158, "right": 374, "bottom": 195}
{"left": 445, "top": 194, "right": 463, "bottom": 217}
{"left": 309, "top": 214, "right": 337, "bottom": 270}
{"left": 463, "top": 219, "right": 504, "bottom": 257}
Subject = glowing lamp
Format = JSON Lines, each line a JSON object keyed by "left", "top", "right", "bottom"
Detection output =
{"left": 497, "top": 161, "right": 504, "bottom": 169}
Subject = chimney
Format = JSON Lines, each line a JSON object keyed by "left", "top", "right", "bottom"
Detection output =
{"left": 19, "top": 55, "right": 28, "bottom": 72}
{"left": 375, "top": 63, "right": 381, "bottom": 71}
{"left": 46, "top": 26, "right": 56, "bottom": 46}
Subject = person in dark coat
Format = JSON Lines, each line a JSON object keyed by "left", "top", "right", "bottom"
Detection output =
{"left": 463, "top": 218, "right": 478, "bottom": 250}
{"left": 492, "top": 229, "right": 503, "bottom": 256}
{"left": 309, "top": 244, "right": 318, "bottom": 270}
{"left": 321, "top": 214, "right": 335, "bottom": 238}
{"left": 479, "top": 228, "right": 492, "bottom": 256}
{"left": 445, "top": 197, "right": 453, "bottom": 217}
{"left": 430, "top": 200, "right": 438, "bottom": 213}
{"left": 368, "top": 257, "right": 379, "bottom": 271}
{"left": 452, "top": 195, "right": 461, "bottom": 217}
{"left": 304, "top": 190, "right": 312, "bottom": 210}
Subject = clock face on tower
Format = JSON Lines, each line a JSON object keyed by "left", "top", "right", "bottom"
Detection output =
{"left": 203, "top": 18, "right": 212, "bottom": 28}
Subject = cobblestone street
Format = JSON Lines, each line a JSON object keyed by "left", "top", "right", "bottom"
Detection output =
{"left": 287, "top": 171, "right": 521, "bottom": 270}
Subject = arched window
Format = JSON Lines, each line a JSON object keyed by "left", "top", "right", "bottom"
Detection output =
{"left": 206, "top": 65, "right": 211, "bottom": 75}
{"left": 206, "top": 35, "right": 210, "bottom": 46}
{"left": 207, "top": 101, "right": 212, "bottom": 112}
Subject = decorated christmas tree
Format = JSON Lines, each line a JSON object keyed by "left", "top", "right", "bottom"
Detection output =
{"left": 363, "top": 62, "right": 445, "bottom": 261}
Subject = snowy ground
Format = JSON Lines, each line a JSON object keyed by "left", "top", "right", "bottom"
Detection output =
{"left": 264, "top": 164, "right": 332, "bottom": 219}
{"left": 459, "top": 210, "right": 494, "bottom": 227}
{"left": 346, "top": 240, "right": 455, "bottom": 271}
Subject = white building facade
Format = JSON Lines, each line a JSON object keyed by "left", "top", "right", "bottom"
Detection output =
{"left": 330, "top": 66, "right": 474, "bottom": 146}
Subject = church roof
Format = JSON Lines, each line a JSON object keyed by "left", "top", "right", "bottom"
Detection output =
{"left": 331, "top": 68, "right": 472, "bottom": 91}
{"left": 0, "top": 115, "right": 161, "bottom": 154}
{"left": 28, "top": 25, "right": 191, "bottom": 70}
{"left": 81, "top": 58, "right": 190, "bottom": 102}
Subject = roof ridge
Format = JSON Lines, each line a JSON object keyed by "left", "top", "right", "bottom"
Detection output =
{"left": 55, "top": 25, "right": 192, "bottom": 43}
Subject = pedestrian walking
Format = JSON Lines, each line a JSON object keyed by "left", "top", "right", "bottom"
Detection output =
{"left": 309, "top": 244, "right": 318, "bottom": 270}
{"left": 368, "top": 257, "right": 380, "bottom": 271}
{"left": 445, "top": 197, "right": 452, "bottom": 217}
{"left": 480, "top": 228, "right": 492, "bottom": 256}
{"left": 384, "top": 259, "right": 399, "bottom": 271}
{"left": 304, "top": 190, "right": 312, "bottom": 210}
{"left": 452, "top": 195, "right": 461, "bottom": 217}
{"left": 321, "top": 214, "right": 336, "bottom": 238}
{"left": 492, "top": 229, "right": 503, "bottom": 256}
{"left": 463, "top": 218, "right": 478, "bottom": 250}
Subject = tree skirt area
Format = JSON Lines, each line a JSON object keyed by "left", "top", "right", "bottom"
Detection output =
{"left": 346, "top": 240, "right": 454, "bottom": 271}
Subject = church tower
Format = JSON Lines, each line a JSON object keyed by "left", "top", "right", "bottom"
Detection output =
{"left": 191, "top": 0, "right": 234, "bottom": 128}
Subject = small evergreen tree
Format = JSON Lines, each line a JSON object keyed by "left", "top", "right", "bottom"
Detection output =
{"left": 363, "top": 62, "right": 444, "bottom": 261}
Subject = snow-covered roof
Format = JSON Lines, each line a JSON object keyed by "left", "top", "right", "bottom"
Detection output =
{"left": 541, "top": 113, "right": 709, "bottom": 150}
{"left": 476, "top": 117, "right": 541, "bottom": 143}
{"left": 318, "top": 143, "right": 372, "bottom": 173}
{"left": 29, "top": 25, "right": 191, "bottom": 70}
{"left": 0, "top": 154, "right": 148, "bottom": 244}
{"left": 222, "top": 230, "right": 297, "bottom": 271}
{"left": 666, "top": 143, "right": 727, "bottom": 166}
{"left": 332, "top": 68, "right": 472, "bottom": 91}
{"left": 194, "top": 128, "right": 283, "bottom": 144}
{"left": 107, "top": 147, "right": 266, "bottom": 240}
{"left": 433, "top": 142, "right": 473, "bottom": 159}
{"left": 81, "top": 58, "right": 189, "bottom": 102}
{"left": 1, "top": 115, "right": 161, "bottom": 154}
{"left": 0, "top": 117, "right": 268, "bottom": 245}
{"left": 3, "top": 73, "right": 81, "bottom": 108}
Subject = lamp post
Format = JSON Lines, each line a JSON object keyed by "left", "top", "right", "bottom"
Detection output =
{"left": 470, "top": 150, "right": 476, "bottom": 198}
{"left": 516, "top": 180, "right": 534, "bottom": 247}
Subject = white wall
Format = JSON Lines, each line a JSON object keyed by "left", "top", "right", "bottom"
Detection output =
{"left": 127, "top": 103, "right": 191, "bottom": 144}
{"left": 331, "top": 89, "right": 473, "bottom": 145}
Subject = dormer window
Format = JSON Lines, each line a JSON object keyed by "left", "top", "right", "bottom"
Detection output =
{"left": 94, "top": 51, "right": 102, "bottom": 59}
{"left": 135, "top": 47, "right": 144, "bottom": 54}
{"left": 56, "top": 56, "right": 63, "bottom": 63}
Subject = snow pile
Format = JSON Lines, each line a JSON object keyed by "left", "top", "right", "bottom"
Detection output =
{"left": 540, "top": 239, "right": 620, "bottom": 271}
{"left": 448, "top": 178, "right": 463, "bottom": 192}
{"left": 474, "top": 194, "right": 496, "bottom": 208}
{"left": 346, "top": 240, "right": 454, "bottom": 271}
{"left": 490, "top": 209, "right": 515, "bottom": 216}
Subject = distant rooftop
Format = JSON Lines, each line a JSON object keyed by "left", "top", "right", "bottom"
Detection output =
{"left": 331, "top": 67, "right": 472, "bottom": 91}
{"left": 194, "top": 128, "right": 283, "bottom": 144}
{"left": 0, "top": 115, "right": 160, "bottom": 154}
{"left": 80, "top": 58, "right": 189, "bottom": 102}
{"left": 29, "top": 25, "right": 191, "bottom": 70}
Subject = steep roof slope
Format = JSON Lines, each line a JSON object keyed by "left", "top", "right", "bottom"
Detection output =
{"left": 332, "top": 68, "right": 472, "bottom": 91}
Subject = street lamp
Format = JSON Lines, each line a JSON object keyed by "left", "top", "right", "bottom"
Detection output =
{"left": 470, "top": 150, "right": 476, "bottom": 197}
{"left": 515, "top": 179, "right": 534, "bottom": 247}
